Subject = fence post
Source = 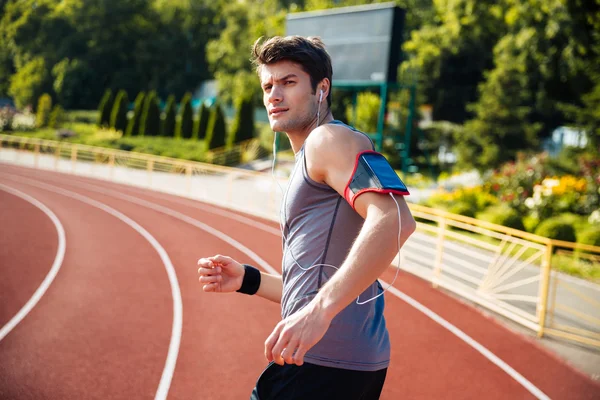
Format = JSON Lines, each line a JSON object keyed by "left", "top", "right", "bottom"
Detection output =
{"left": 109, "top": 152, "right": 115, "bottom": 180}
{"left": 54, "top": 144, "right": 61, "bottom": 170}
{"left": 537, "top": 242, "right": 553, "bottom": 338}
{"left": 432, "top": 218, "right": 446, "bottom": 288}
{"left": 186, "top": 164, "right": 192, "bottom": 194}
{"left": 71, "top": 145, "right": 78, "bottom": 173}
{"left": 34, "top": 143, "right": 40, "bottom": 168}
{"left": 147, "top": 159, "right": 154, "bottom": 187}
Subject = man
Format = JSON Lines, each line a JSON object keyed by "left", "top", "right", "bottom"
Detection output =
{"left": 197, "top": 36, "right": 416, "bottom": 399}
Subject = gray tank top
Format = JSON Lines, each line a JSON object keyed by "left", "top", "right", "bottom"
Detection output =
{"left": 280, "top": 120, "right": 390, "bottom": 371}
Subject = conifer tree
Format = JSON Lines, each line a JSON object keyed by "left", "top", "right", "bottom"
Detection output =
{"left": 206, "top": 103, "right": 227, "bottom": 150}
{"left": 110, "top": 90, "right": 129, "bottom": 133}
{"left": 162, "top": 95, "right": 176, "bottom": 137}
{"left": 126, "top": 92, "right": 146, "bottom": 136}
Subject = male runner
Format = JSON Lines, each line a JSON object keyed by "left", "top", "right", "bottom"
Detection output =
{"left": 197, "top": 36, "right": 416, "bottom": 399}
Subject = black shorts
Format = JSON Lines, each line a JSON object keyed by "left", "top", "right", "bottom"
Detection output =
{"left": 250, "top": 362, "right": 387, "bottom": 400}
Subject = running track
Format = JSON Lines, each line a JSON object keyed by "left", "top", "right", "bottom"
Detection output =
{"left": 1, "top": 163, "right": 598, "bottom": 400}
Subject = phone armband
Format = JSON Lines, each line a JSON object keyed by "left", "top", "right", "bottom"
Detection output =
{"left": 344, "top": 151, "right": 410, "bottom": 210}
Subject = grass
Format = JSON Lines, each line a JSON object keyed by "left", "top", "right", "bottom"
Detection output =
{"left": 9, "top": 121, "right": 208, "bottom": 162}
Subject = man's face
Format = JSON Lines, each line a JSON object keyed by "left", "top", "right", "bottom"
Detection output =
{"left": 260, "top": 60, "right": 318, "bottom": 134}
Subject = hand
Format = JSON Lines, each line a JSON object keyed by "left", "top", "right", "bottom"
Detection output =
{"left": 197, "top": 255, "right": 245, "bottom": 293}
{"left": 264, "top": 300, "right": 333, "bottom": 366}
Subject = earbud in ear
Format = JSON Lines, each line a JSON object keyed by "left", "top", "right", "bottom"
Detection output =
{"left": 319, "top": 89, "right": 324, "bottom": 104}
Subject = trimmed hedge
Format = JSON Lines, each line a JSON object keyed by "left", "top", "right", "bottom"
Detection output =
{"left": 476, "top": 204, "right": 525, "bottom": 231}
{"left": 126, "top": 92, "right": 146, "bottom": 136}
{"left": 229, "top": 96, "right": 254, "bottom": 146}
{"left": 206, "top": 103, "right": 227, "bottom": 150}
{"left": 48, "top": 105, "right": 64, "bottom": 129}
{"left": 534, "top": 217, "right": 577, "bottom": 242}
{"left": 97, "top": 89, "right": 113, "bottom": 127}
{"left": 196, "top": 103, "right": 210, "bottom": 140}
{"left": 162, "top": 95, "right": 176, "bottom": 137}
{"left": 110, "top": 90, "right": 129, "bottom": 133}
{"left": 140, "top": 91, "right": 160, "bottom": 137}
{"left": 578, "top": 226, "right": 600, "bottom": 247}
{"left": 36, "top": 94, "right": 52, "bottom": 128}
{"left": 448, "top": 202, "right": 476, "bottom": 218}
{"left": 177, "top": 92, "right": 193, "bottom": 139}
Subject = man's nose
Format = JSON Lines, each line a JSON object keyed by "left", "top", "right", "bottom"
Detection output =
{"left": 268, "top": 86, "right": 283, "bottom": 104}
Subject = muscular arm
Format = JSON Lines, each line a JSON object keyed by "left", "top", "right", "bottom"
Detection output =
{"left": 306, "top": 127, "right": 416, "bottom": 319}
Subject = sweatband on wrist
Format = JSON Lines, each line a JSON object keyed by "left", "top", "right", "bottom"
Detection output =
{"left": 236, "top": 264, "right": 261, "bottom": 295}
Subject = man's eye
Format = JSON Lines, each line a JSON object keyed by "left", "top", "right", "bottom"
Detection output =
{"left": 264, "top": 86, "right": 272, "bottom": 91}
{"left": 285, "top": 81, "right": 295, "bottom": 85}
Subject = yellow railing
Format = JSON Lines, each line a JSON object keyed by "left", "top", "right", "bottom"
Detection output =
{"left": 1, "top": 133, "right": 599, "bottom": 348}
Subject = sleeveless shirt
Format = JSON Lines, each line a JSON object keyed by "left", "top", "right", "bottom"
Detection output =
{"left": 280, "top": 120, "right": 390, "bottom": 371}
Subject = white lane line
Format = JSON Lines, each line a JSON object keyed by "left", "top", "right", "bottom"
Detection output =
{"left": 19, "top": 174, "right": 279, "bottom": 275}
{"left": 0, "top": 184, "right": 66, "bottom": 342}
{"left": 5, "top": 171, "right": 550, "bottom": 399}
{"left": 381, "top": 283, "right": 550, "bottom": 400}
{"left": 0, "top": 175, "right": 181, "bottom": 400}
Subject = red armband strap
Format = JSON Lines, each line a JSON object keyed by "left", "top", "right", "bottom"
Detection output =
{"left": 344, "top": 150, "right": 410, "bottom": 210}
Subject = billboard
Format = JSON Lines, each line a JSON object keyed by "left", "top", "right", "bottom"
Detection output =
{"left": 286, "top": 3, "right": 405, "bottom": 84}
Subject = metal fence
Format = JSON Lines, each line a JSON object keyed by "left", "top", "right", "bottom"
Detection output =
{"left": 1, "top": 133, "right": 598, "bottom": 348}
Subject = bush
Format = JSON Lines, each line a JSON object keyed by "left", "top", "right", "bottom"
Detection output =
{"left": 48, "top": 105, "right": 65, "bottom": 128}
{"left": 476, "top": 204, "right": 525, "bottom": 231}
{"left": 140, "top": 91, "right": 160, "bottom": 137}
{"left": 36, "top": 93, "right": 52, "bottom": 128}
{"left": 162, "top": 95, "right": 176, "bottom": 137}
{"left": 206, "top": 103, "right": 227, "bottom": 150}
{"left": 229, "top": 96, "right": 255, "bottom": 146}
{"left": 177, "top": 92, "right": 193, "bottom": 139}
{"left": 448, "top": 202, "right": 476, "bottom": 218}
{"left": 578, "top": 226, "right": 600, "bottom": 247}
{"left": 110, "top": 90, "right": 129, "bottom": 133}
{"left": 196, "top": 103, "right": 210, "bottom": 140}
{"left": 126, "top": 92, "right": 146, "bottom": 136}
{"left": 534, "top": 217, "right": 576, "bottom": 242}
{"left": 97, "top": 89, "right": 113, "bottom": 127}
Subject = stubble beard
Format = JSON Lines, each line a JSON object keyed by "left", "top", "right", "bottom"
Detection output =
{"left": 270, "top": 104, "right": 318, "bottom": 134}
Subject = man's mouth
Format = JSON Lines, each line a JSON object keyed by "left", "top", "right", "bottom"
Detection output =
{"left": 269, "top": 107, "right": 288, "bottom": 116}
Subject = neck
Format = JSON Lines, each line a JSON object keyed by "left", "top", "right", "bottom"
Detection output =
{"left": 287, "top": 109, "right": 334, "bottom": 154}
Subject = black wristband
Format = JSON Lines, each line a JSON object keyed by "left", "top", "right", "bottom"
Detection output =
{"left": 236, "top": 264, "right": 261, "bottom": 295}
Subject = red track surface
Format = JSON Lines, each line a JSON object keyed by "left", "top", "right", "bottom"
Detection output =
{"left": 1, "top": 163, "right": 599, "bottom": 400}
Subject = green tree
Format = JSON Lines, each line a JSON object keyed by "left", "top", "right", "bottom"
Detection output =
{"left": 229, "top": 97, "right": 255, "bottom": 145}
{"left": 196, "top": 102, "right": 210, "bottom": 140}
{"left": 36, "top": 93, "right": 52, "bottom": 128}
{"left": 177, "top": 92, "right": 194, "bottom": 139}
{"left": 9, "top": 57, "right": 49, "bottom": 110}
{"left": 126, "top": 92, "right": 146, "bottom": 136}
{"left": 110, "top": 90, "right": 129, "bottom": 133}
{"left": 97, "top": 89, "right": 113, "bottom": 127}
{"left": 345, "top": 92, "right": 381, "bottom": 133}
{"left": 162, "top": 94, "right": 176, "bottom": 137}
{"left": 140, "top": 91, "right": 160, "bottom": 136}
{"left": 206, "top": 103, "right": 227, "bottom": 150}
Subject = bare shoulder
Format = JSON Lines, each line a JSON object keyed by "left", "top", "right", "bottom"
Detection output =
{"left": 304, "top": 123, "right": 373, "bottom": 187}
{"left": 305, "top": 123, "right": 372, "bottom": 161}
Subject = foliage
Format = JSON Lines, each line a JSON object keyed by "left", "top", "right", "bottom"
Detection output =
{"left": 140, "top": 91, "right": 160, "bottom": 137}
{"left": 97, "top": 89, "right": 113, "bottom": 128}
{"left": 48, "top": 104, "right": 64, "bottom": 129}
{"left": 177, "top": 92, "right": 194, "bottom": 139}
{"left": 36, "top": 93, "right": 52, "bottom": 128}
{"left": 534, "top": 217, "right": 576, "bottom": 242}
{"left": 578, "top": 226, "right": 600, "bottom": 247}
{"left": 8, "top": 57, "right": 49, "bottom": 110}
{"left": 426, "top": 186, "right": 497, "bottom": 215}
{"left": 345, "top": 92, "right": 380, "bottom": 133}
{"left": 230, "top": 96, "right": 255, "bottom": 145}
{"left": 196, "top": 102, "right": 210, "bottom": 140}
{"left": 110, "top": 90, "right": 129, "bottom": 134}
{"left": 206, "top": 103, "right": 227, "bottom": 150}
{"left": 476, "top": 204, "right": 525, "bottom": 231}
{"left": 126, "top": 92, "right": 146, "bottom": 137}
{"left": 162, "top": 95, "right": 176, "bottom": 137}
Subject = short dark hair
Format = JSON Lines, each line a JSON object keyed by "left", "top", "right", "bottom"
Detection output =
{"left": 252, "top": 35, "right": 333, "bottom": 106}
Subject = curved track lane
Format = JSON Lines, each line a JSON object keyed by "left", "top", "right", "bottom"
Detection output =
{"left": 1, "top": 163, "right": 599, "bottom": 400}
